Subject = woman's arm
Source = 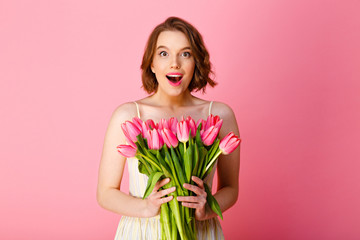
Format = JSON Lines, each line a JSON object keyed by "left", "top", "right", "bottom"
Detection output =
{"left": 96, "top": 103, "right": 175, "bottom": 218}
{"left": 206, "top": 101, "right": 241, "bottom": 219}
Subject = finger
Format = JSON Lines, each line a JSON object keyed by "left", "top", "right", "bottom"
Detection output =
{"left": 181, "top": 202, "right": 201, "bottom": 209}
{"left": 153, "top": 178, "right": 170, "bottom": 192}
{"left": 177, "top": 196, "right": 201, "bottom": 203}
{"left": 160, "top": 195, "right": 174, "bottom": 204}
{"left": 191, "top": 176, "right": 204, "bottom": 188}
{"left": 157, "top": 186, "right": 176, "bottom": 198}
{"left": 183, "top": 183, "right": 207, "bottom": 197}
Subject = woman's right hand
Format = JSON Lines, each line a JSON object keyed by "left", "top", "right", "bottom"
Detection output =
{"left": 145, "top": 178, "right": 176, "bottom": 217}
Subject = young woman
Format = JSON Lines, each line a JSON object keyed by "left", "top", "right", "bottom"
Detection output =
{"left": 97, "top": 16, "right": 240, "bottom": 239}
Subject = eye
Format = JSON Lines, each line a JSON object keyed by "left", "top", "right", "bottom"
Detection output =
{"left": 159, "top": 51, "right": 168, "bottom": 57}
{"left": 181, "top": 52, "right": 191, "bottom": 58}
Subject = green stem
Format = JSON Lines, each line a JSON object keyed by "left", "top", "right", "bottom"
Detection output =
{"left": 204, "top": 150, "right": 222, "bottom": 173}
{"left": 138, "top": 153, "right": 162, "bottom": 171}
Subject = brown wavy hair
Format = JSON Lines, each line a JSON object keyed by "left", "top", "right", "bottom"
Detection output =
{"left": 141, "top": 16, "right": 217, "bottom": 94}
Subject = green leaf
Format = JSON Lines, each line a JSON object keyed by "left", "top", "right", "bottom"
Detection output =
{"left": 179, "top": 142, "right": 184, "bottom": 159}
{"left": 184, "top": 142, "right": 193, "bottom": 183}
{"left": 168, "top": 195, "right": 187, "bottom": 240}
{"left": 191, "top": 142, "right": 199, "bottom": 177}
{"left": 196, "top": 147, "right": 207, "bottom": 177}
{"left": 159, "top": 155, "right": 172, "bottom": 178}
{"left": 137, "top": 155, "right": 151, "bottom": 176}
{"left": 207, "top": 139, "right": 220, "bottom": 165}
{"left": 136, "top": 134, "right": 144, "bottom": 147}
{"left": 160, "top": 203, "right": 172, "bottom": 240}
{"left": 170, "top": 147, "right": 186, "bottom": 186}
{"left": 143, "top": 172, "right": 164, "bottom": 199}
{"left": 138, "top": 160, "right": 149, "bottom": 176}
{"left": 195, "top": 122, "right": 204, "bottom": 148}
{"left": 164, "top": 146, "right": 182, "bottom": 193}
{"left": 204, "top": 183, "right": 223, "bottom": 220}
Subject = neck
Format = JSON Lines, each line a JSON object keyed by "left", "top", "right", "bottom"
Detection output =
{"left": 151, "top": 89, "right": 194, "bottom": 108}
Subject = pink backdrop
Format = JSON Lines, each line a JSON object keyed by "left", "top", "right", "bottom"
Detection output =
{"left": 1, "top": 0, "right": 359, "bottom": 239}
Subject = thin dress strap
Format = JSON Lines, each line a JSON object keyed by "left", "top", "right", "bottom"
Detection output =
{"left": 208, "top": 101, "right": 213, "bottom": 116}
{"left": 134, "top": 101, "right": 141, "bottom": 119}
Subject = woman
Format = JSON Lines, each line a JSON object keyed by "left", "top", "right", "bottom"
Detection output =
{"left": 97, "top": 16, "right": 240, "bottom": 239}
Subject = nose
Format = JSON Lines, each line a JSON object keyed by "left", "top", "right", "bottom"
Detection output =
{"left": 170, "top": 56, "right": 180, "bottom": 69}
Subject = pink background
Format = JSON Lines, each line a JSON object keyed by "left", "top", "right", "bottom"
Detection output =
{"left": 1, "top": 0, "right": 359, "bottom": 239}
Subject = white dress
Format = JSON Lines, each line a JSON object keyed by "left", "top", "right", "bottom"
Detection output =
{"left": 114, "top": 101, "right": 224, "bottom": 240}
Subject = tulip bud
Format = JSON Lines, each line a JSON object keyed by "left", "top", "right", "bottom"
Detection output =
{"left": 186, "top": 116, "right": 196, "bottom": 138}
{"left": 147, "top": 129, "right": 163, "bottom": 150}
{"left": 219, "top": 132, "right": 241, "bottom": 155}
{"left": 121, "top": 121, "right": 141, "bottom": 147}
{"left": 161, "top": 128, "right": 179, "bottom": 148}
{"left": 117, "top": 144, "right": 137, "bottom": 158}
{"left": 145, "top": 119, "right": 156, "bottom": 130}
{"left": 201, "top": 119, "right": 223, "bottom": 146}
{"left": 168, "top": 117, "right": 178, "bottom": 134}
{"left": 132, "top": 117, "right": 143, "bottom": 131}
{"left": 177, "top": 119, "right": 190, "bottom": 143}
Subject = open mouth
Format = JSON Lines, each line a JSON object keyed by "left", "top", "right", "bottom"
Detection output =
{"left": 166, "top": 75, "right": 183, "bottom": 83}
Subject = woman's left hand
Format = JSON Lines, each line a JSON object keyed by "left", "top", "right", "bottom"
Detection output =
{"left": 177, "top": 176, "right": 208, "bottom": 221}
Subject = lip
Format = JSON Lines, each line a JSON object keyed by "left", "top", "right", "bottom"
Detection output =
{"left": 166, "top": 72, "right": 183, "bottom": 87}
{"left": 166, "top": 72, "right": 183, "bottom": 76}
{"left": 168, "top": 78, "right": 182, "bottom": 86}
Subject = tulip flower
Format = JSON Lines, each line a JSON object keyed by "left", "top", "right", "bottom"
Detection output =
{"left": 147, "top": 129, "right": 163, "bottom": 150}
{"left": 177, "top": 119, "right": 190, "bottom": 143}
{"left": 196, "top": 118, "right": 206, "bottom": 132}
{"left": 201, "top": 119, "right": 223, "bottom": 146}
{"left": 219, "top": 132, "right": 242, "bottom": 155}
{"left": 158, "top": 118, "right": 168, "bottom": 130}
{"left": 132, "top": 117, "right": 143, "bottom": 131}
{"left": 121, "top": 121, "right": 141, "bottom": 147}
{"left": 186, "top": 116, "right": 196, "bottom": 138}
{"left": 161, "top": 128, "right": 179, "bottom": 148}
{"left": 168, "top": 117, "right": 178, "bottom": 134}
{"left": 117, "top": 144, "right": 137, "bottom": 158}
{"left": 204, "top": 114, "right": 221, "bottom": 131}
{"left": 145, "top": 119, "right": 156, "bottom": 130}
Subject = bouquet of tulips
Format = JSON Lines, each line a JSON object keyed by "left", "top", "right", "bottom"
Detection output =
{"left": 117, "top": 115, "right": 241, "bottom": 240}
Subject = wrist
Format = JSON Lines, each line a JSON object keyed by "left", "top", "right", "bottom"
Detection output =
{"left": 142, "top": 198, "right": 159, "bottom": 218}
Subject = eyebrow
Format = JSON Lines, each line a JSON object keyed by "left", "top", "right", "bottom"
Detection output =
{"left": 156, "top": 45, "right": 192, "bottom": 51}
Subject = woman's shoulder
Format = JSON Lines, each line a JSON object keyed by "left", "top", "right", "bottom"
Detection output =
{"left": 210, "top": 101, "right": 236, "bottom": 119}
{"left": 211, "top": 101, "right": 240, "bottom": 136}
{"left": 110, "top": 102, "right": 138, "bottom": 123}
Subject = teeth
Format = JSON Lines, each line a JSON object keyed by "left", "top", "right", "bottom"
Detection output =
{"left": 167, "top": 75, "right": 182, "bottom": 77}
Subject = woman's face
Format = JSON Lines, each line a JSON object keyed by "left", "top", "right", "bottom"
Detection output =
{"left": 151, "top": 30, "right": 195, "bottom": 96}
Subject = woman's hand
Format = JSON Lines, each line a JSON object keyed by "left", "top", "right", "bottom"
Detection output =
{"left": 145, "top": 178, "right": 176, "bottom": 217}
{"left": 177, "top": 176, "right": 208, "bottom": 221}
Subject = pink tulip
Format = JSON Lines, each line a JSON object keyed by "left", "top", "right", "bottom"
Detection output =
{"left": 186, "top": 116, "right": 196, "bottom": 138}
{"left": 147, "top": 129, "right": 163, "bottom": 150}
{"left": 177, "top": 119, "right": 190, "bottom": 143}
{"left": 141, "top": 121, "right": 150, "bottom": 139}
{"left": 121, "top": 121, "right": 141, "bottom": 147}
{"left": 219, "top": 132, "right": 241, "bottom": 155}
{"left": 196, "top": 118, "right": 206, "bottom": 132}
{"left": 117, "top": 144, "right": 137, "bottom": 158}
{"left": 132, "top": 117, "right": 143, "bottom": 131}
{"left": 204, "top": 114, "right": 221, "bottom": 131}
{"left": 157, "top": 129, "right": 164, "bottom": 147}
{"left": 168, "top": 117, "right": 178, "bottom": 134}
{"left": 161, "top": 128, "right": 179, "bottom": 148}
{"left": 201, "top": 120, "right": 223, "bottom": 146}
{"left": 145, "top": 119, "right": 156, "bottom": 130}
{"left": 158, "top": 118, "right": 168, "bottom": 130}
